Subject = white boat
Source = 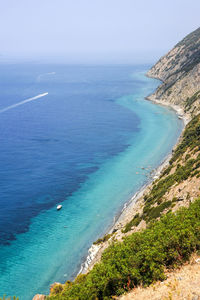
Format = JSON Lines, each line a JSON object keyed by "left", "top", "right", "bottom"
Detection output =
{"left": 57, "top": 204, "right": 62, "bottom": 210}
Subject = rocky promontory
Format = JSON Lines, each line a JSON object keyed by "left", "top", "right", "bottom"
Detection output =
{"left": 147, "top": 27, "right": 200, "bottom": 116}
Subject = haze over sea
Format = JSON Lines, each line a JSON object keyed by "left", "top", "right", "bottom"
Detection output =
{"left": 0, "top": 64, "right": 183, "bottom": 299}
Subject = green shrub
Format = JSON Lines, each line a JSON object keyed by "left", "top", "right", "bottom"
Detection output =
{"left": 161, "top": 165, "right": 173, "bottom": 177}
{"left": 146, "top": 201, "right": 172, "bottom": 222}
{"left": 51, "top": 284, "right": 64, "bottom": 295}
{"left": 47, "top": 198, "right": 200, "bottom": 300}
{"left": 122, "top": 213, "right": 142, "bottom": 233}
{"left": 93, "top": 233, "right": 112, "bottom": 245}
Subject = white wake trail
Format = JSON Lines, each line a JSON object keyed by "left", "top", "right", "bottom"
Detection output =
{"left": 0, "top": 92, "right": 48, "bottom": 113}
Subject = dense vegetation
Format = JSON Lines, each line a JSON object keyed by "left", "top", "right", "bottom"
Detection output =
{"left": 47, "top": 198, "right": 200, "bottom": 299}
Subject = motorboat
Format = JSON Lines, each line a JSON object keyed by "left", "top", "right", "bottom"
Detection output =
{"left": 57, "top": 204, "right": 62, "bottom": 210}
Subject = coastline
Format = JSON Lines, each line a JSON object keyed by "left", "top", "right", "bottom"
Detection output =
{"left": 79, "top": 76, "right": 190, "bottom": 275}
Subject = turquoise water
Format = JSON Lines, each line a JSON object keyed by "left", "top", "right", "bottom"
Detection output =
{"left": 0, "top": 65, "right": 183, "bottom": 299}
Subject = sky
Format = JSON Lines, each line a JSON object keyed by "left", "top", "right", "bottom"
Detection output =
{"left": 0, "top": 0, "right": 199, "bottom": 64}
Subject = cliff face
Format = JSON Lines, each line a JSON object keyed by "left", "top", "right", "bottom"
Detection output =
{"left": 147, "top": 27, "right": 200, "bottom": 116}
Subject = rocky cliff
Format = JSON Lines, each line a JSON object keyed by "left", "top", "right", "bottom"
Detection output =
{"left": 147, "top": 27, "right": 200, "bottom": 117}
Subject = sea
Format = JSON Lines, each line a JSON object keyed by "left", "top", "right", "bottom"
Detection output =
{"left": 0, "top": 64, "right": 183, "bottom": 299}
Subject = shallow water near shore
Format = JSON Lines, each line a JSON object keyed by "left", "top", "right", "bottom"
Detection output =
{"left": 0, "top": 64, "right": 183, "bottom": 299}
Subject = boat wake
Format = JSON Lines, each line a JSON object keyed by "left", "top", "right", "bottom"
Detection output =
{"left": 0, "top": 92, "right": 48, "bottom": 114}
{"left": 37, "top": 72, "right": 56, "bottom": 82}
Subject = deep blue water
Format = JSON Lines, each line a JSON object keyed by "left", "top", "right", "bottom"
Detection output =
{"left": 0, "top": 64, "right": 183, "bottom": 299}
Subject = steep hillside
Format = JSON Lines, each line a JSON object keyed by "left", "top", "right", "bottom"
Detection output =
{"left": 147, "top": 27, "right": 200, "bottom": 116}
